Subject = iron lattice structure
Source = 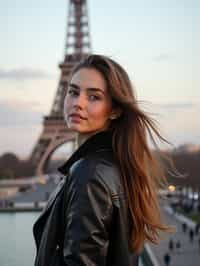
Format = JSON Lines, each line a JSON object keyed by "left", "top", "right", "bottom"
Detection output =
{"left": 29, "top": 0, "right": 91, "bottom": 175}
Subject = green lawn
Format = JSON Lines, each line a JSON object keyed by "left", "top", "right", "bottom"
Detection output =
{"left": 177, "top": 207, "right": 200, "bottom": 223}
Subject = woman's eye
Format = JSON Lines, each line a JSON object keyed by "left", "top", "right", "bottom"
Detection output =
{"left": 67, "top": 89, "right": 78, "bottom": 97}
{"left": 89, "top": 95, "right": 101, "bottom": 101}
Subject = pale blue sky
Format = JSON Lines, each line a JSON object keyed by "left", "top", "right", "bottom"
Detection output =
{"left": 0, "top": 0, "right": 200, "bottom": 157}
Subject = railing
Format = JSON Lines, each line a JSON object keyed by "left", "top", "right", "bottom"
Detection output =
{"left": 0, "top": 200, "right": 46, "bottom": 212}
{"left": 140, "top": 244, "right": 160, "bottom": 266}
{"left": 0, "top": 175, "right": 49, "bottom": 187}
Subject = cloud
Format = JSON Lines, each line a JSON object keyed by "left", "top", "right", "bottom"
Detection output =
{"left": 153, "top": 53, "right": 175, "bottom": 62}
{"left": 139, "top": 101, "right": 200, "bottom": 148}
{"left": 0, "top": 99, "right": 44, "bottom": 126}
{"left": 155, "top": 102, "right": 198, "bottom": 111}
{"left": 0, "top": 125, "right": 41, "bottom": 158}
{"left": 137, "top": 101, "right": 199, "bottom": 116}
{"left": 153, "top": 101, "right": 200, "bottom": 146}
{"left": 0, "top": 67, "right": 52, "bottom": 80}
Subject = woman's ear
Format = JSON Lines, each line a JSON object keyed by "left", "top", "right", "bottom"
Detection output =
{"left": 110, "top": 108, "right": 122, "bottom": 120}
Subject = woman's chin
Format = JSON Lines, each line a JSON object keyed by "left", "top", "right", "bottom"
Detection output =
{"left": 67, "top": 123, "right": 85, "bottom": 133}
{"left": 67, "top": 124, "right": 80, "bottom": 131}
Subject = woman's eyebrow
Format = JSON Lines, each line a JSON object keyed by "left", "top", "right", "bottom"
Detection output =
{"left": 69, "top": 83, "right": 105, "bottom": 94}
{"left": 68, "top": 83, "right": 80, "bottom": 89}
{"left": 87, "top": 88, "right": 105, "bottom": 95}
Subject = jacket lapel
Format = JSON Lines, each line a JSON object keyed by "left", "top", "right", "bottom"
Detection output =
{"left": 33, "top": 179, "right": 66, "bottom": 252}
{"left": 34, "top": 178, "right": 65, "bottom": 225}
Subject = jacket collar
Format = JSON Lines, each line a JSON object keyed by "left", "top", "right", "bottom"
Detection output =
{"left": 57, "top": 130, "right": 113, "bottom": 175}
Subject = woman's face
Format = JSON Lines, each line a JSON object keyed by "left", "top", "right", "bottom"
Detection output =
{"left": 64, "top": 67, "right": 114, "bottom": 135}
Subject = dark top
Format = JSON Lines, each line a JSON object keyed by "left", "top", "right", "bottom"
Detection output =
{"left": 33, "top": 130, "right": 139, "bottom": 266}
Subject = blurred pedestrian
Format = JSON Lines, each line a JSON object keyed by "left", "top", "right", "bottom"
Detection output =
{"left": 176, "top": 240, "right": 182, "bottom": 253}
{"left": 189, "top": 228, "right": 194, "bottom": 243}
{"left": 182, "top": 222, "right": 187, "bottom": 233}
{"left": 168, "top": 238, "right": 174, "bottom": 252}
{"left": 163, "top": 252, "right": 171, "bottom": 266}
{"left": 195, "top": 222, "right": 200, "bottom": 235}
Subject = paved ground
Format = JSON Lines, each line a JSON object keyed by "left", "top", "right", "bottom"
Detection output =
{"left": 150, "top": 201, "right": 200, "bottom": 266}
{"left": 2, "top": 182, "right": 200, "bottom": 266}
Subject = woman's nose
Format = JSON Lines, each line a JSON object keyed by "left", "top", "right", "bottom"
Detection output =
{"left": 72, "top": 93, "right": 86, "bottom": 109}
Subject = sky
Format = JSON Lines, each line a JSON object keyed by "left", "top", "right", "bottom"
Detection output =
{"left": 0, "top": 0, "right": 200, "bottom": 158}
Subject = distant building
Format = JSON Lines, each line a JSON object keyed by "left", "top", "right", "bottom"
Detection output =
{"left": 173, "top": 144, "right": 200, "bottom": 153}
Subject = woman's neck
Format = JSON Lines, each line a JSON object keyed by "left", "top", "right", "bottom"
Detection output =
{"left": 76, "top": 133, "right": 93, "bottom": 148}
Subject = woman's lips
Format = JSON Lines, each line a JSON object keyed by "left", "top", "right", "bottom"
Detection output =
{"left": 69, "top": 114, "right": 87, "bottom": 123}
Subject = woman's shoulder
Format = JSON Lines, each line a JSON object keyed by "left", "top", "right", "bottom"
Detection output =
{"left": 68, "top": 149, "right": 122, "bottom": 195}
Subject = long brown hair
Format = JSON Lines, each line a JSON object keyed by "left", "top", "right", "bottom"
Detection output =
{"left": 70, "top": 54, "right": 172, "bottom": 253}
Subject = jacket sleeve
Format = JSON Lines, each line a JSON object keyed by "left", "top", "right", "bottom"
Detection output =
{"left": 63, "top": 159, "right": 113, "bottom": 266}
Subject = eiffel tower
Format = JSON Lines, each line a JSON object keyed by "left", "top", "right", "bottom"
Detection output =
{"left": 29, "top": 0, "right": 91, "bottom": 176}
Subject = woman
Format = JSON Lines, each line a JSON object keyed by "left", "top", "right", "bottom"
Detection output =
{"left": 33, "top": 54, "right": 171, "bottom": 266}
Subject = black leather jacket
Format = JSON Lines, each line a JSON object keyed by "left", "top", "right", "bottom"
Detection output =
{"left": 33, "top": 131, "right": 139, "bottom": 266}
